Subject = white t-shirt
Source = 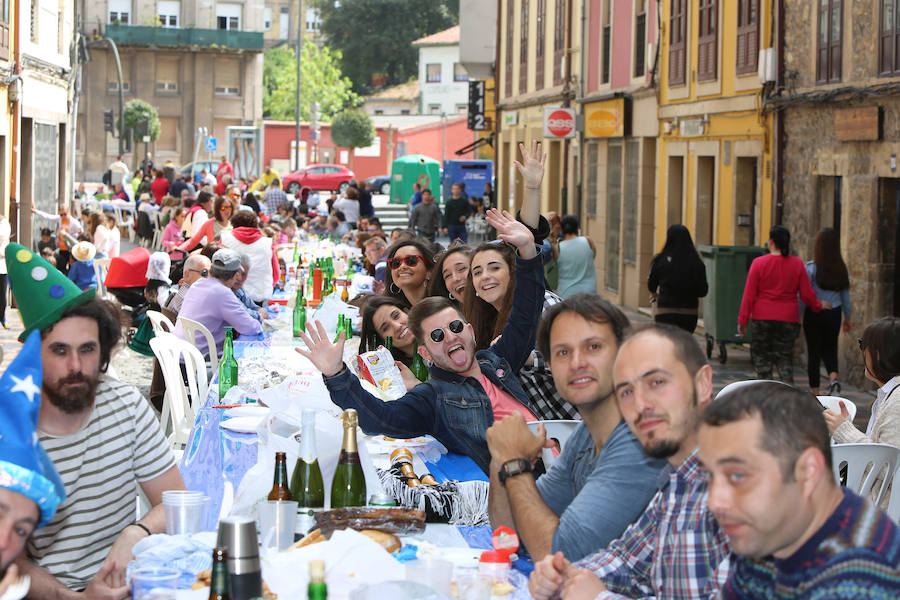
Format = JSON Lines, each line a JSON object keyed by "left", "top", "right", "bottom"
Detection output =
{"left": 333, "top": 197, "right": 360, "bottom": 225}
{"left": 29, "top": 380, "right": 176, "bottom": 590}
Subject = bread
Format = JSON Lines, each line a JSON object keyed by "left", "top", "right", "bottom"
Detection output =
{"left": 359, "top": 529, "right": 401, "bottom": 553}
{"left": 289, "top": 528, "right": 326, "bottom": 550}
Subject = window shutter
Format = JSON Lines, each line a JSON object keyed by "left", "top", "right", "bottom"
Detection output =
{"left": 535, "top": 0, "right": 545, "bottom": 89}
{"left": 506, "top": 0, "right": 515, "bottom": 97}
{"left": 827, "top": 0, "right": 842, "bottom": 82}
{"left": 215, "top": 58, "right": 240, "bottom": 95}
{"left": 668, "top": 0, "right": 686, "bottom": 86}
{"left": 519, "top": 0, "right": 529, "bottom": 93}
{"left": 697, "top": 0, "right": 717, "bottom": 81}
{"left": 735, "top": 0, "right": 758, "bottom": 75}
{"left": 553, "top": 0, "right": 565, "bottom": 85}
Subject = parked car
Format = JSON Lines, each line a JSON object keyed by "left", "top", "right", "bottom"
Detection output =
{"left": 282, "top": 164, "right": 355, "bottom": 194}
{"left": 179, "top": 161, "right": 219, "bottom": 179}
{"left": 365, "top": 174, "right": 391, "bottom": 195}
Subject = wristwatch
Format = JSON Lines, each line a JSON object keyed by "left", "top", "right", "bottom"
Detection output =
{"left": 498, "top": 458, "right": 532, "bottom": 486}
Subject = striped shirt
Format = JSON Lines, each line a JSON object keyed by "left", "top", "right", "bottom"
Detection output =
{"left": 28, "top": 379, "right": 175, "bottom": 590}
{"left": 721, "top": 489, "right": 900, "bottom": 599}
{"left": 576, "top": 449, "right": 731, "bottom": 599}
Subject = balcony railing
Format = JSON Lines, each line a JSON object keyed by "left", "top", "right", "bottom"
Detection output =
{"left": 105, "top": 24, "right": 263, "bottom": 51}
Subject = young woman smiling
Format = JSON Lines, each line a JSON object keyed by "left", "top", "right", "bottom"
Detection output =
{"left": 359, "top": 296, "right": 415, "bottom": 364}
{"left": 384, "top": 239, "right": 435, "bottom": 308}
{"left": 428, "top": 242, "right": 473, "bottom": 303}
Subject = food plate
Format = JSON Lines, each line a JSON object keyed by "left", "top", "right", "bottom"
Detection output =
{"left": 223, "top": 405, "right": 270, "bottom": 419}
{"left": 219, "top": 416, "right": 264, "bottom": 434}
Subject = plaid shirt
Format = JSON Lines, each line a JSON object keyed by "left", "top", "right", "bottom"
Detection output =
{"left": 263, "top": 187, "right": 289, "bottom": 214}
{"left": 576, "top": 449, "right": 731, "bottom": 599}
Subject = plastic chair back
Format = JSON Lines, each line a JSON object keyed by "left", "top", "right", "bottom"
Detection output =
{"left": 178, "top": 316, "right": 219, "bottom": 374}
{"left": 93, "top": 258, "right": 111, "bottom": 298}
{"left": 526, "top": 419, "right": 580, "bottom": 469}
{"left": 831, "top": 443, "right": 900, "bottom": 507}
{"left": 886, "top": 464, "right": 900, "bottom": 522}
{"left": 150, "top": 332, "right": 208, "bottom": 451}
{"left": 146, "top": 310, "right": 175, "bottom": 334}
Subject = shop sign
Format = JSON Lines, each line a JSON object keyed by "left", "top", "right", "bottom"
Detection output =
{"left": 543, "top": 107, "right": 576, "bottom": 138}
{"left": 584, "top": 98, "right": 626, "bottom": 138}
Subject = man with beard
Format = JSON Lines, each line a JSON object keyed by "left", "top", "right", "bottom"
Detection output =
{"left": 529, "top": 323, "right": 731, "bottom": 600}
{"left": 5, "top": 243, "right": 184, "bottom": 598}
{"left": 486, "top": 296, "right": 665, "bottom": 562}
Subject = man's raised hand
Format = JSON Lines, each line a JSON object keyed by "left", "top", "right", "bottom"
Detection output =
{"left": 295, "top": 320, "right": 346, "bottom": 377}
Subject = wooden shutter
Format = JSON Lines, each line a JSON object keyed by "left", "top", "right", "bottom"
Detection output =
{"left": 735, "top": 0, "right": 758, "bottom": 75}
{"left": 817, "top": 0, "right": 841, "bottom": 83}
{"left": 505, "top": 0, "right": 515, "bottom": 97}
{"left": 828, "top": 0, "right": 842, "bottom": 81}
{"left": 553, "top": 0, "right": 565, "bottom": 85}
{"left": 880, "top": 0, "right": 895, "bottom": 75}
{"left": 535, "top": 0, "right": 545, "bottom": 89}
{"left": 668, "top": 0, "right": 686, "bottom": 86}
{"left": 697, "top": 0, "right": 717, "bottom": 81}
{"left": 519, "top": 0, "right": 529, "bottom": 93}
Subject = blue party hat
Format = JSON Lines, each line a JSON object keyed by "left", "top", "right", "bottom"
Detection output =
{"left": 0, "top": 330, "right": 65, "bottom": 528}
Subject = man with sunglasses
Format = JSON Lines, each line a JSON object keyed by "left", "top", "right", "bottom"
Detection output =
{"left": 298, "top": 209, "right": 545, "bottom": 474}
{"left": 165, "top": 254, "right": 211, "bottom": 315}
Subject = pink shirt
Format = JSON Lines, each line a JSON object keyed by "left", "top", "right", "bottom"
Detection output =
{"left": 479, "top": 374, "right": 538, "bottom": 422}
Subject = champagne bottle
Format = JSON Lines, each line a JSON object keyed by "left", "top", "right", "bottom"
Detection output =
{"left": 268, "top": 452, "right": 293, "bottom": 501}
{"left": 218, "top": 327, "right": 239, "bottom": 399}
{"left": 290, "top": 409, "right": 325, "bottom": 535}
{"left": 411, "top": 342, "right": 429, "bottom": 382}
{"left": 209, "top": 547, "right": 230, "bottom": 600}
{"left": 307, "top": 559, "right": 327, "bottom": 600}
{"left": 331, "top": 409, "right": 367, "bottom": 508}
{"left": 293, "top": 293, "right": 306, "bottom": 337}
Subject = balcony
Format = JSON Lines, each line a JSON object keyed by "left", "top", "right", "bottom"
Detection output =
{"left": 104, "top": 24, "right": 263, "bottom": 51}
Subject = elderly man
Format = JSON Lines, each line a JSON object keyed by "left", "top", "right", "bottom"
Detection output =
{"left": 363, "top": 235, "right": 387, "bottom": 283}
{"left": 700, "top": 382, "right": 900, "bottom": 599}
{"left": 6, "top": 243, "right": 183, "bottom": 597}
{"left": 166, "top": 253, "right": 212, "bottom": 314}
{"left": 174, "top": 248, "right": 262, "bottom": 359}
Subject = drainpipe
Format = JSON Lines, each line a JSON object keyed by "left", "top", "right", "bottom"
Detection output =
{"left": 560, "top": 0, "right": 573, "bottom": 215}
{"left": 10, "top": 0, "right": 20, "bottom": 238}
{"left": 773, "top": 0, "right": 784, "bottom": 226}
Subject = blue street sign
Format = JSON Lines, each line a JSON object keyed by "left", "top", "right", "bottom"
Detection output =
{"left": 206, "top": 137, "right": 217, "bottom": 152}
{"left": 309, "top": 130, "right": 319, "bottom": 141}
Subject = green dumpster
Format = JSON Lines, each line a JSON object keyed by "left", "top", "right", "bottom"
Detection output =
{"left": 389, "top": 155, "right": 442, "bottom": 205}
{"left": 698, "top": 245, "right": 766, "bottom": 364}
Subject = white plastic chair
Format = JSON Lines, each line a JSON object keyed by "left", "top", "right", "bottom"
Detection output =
{"left": 146, "top": 310, "right": 175, "bottom": 334}
{"left": 178, "top": 316, "right": 219, "bottom": 374}
{"left": 527, "top": 420, "right": 580, "bottom": 469}
{"left": 886, "top": 464, "right": 900, "bottom": 522}
{"left": 93, "top": 258, "right": 111, "bottom": 299}
{"left": 150, "top": 210, "right": 164, "bottom": 250}
{"left": 831, "top": 443, "right": 900, "bottom": 507}
{"left": 113, "top": 202, "right": 136, "bottom": 242}
{"left": 150, "top": 332, "right": 208, "bottom": 456}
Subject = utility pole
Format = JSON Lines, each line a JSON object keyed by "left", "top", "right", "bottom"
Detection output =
{"left": 294, "top": 0, "right": 303, "bottom": 172}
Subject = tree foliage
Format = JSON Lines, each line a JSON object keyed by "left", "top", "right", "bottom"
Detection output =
{"left": 263, "top": 44, "right": 358, "bottom": 121}
{"left": 330, "top": 109, "right": 374, "bottom": 169}
{"left": 123, "top": 99, "right": 161, "bottom": 142}
{"left": 313, "top": 0, "right": 458, "bottom": 93}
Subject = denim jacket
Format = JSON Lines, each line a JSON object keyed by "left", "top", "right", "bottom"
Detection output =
{"left": 324, "top": 252, "right": 545, "bottom": 474}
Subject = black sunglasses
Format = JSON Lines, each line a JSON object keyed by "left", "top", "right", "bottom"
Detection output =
{"left": 387, "top": 255, "right": 426, "bottom": 270}
{"left": 429, "top": 319, "right": 465, "bottom": 343}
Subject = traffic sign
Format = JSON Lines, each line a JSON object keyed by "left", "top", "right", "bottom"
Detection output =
{"left": 309, "top": 130, "right": 319, "bottom": 141}
{"left": 543, "top": 107, "right": 576, "bottom": 138}
{"left": 206, "top": 137, "right": 218, "bottom": 152}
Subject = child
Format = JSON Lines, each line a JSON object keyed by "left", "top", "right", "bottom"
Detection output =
{"left": 37, "top": 228, "right": 56, "bottom": 255}
{"left": 67, "top": 241, "right": 97, "bottom": 290}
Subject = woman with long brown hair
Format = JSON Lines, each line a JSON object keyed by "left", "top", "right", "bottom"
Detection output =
{"left": 803, "top": 227, "right": 852, "bottom": 395}
{"left": 428, "top": 242, "right": 472, "bottom": 303}
{"left": 176, "top": 195, "right": 236, "bottom": 251}
{"left": 383, "top": 239, "right": 434, "bottom": 308}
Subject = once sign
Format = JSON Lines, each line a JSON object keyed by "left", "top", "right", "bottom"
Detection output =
{"left": 543, "top": 107, "right": 576, "bottom": 138}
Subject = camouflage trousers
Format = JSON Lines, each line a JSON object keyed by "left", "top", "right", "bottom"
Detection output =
{"left": 750, "top": 319, "right": 801, "bottom": 383}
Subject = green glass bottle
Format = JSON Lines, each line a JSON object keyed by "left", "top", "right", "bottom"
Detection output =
{"left": 331, "top": 409, "right": 367, "bottom": 508}
{"left": 268, "top": 451, "right": 293, "bottom": 501}
{"left": 218, "top": 327, "right": 239, "bottom": 399}
{"left": 343, "top": 316, "right": 352, "bottom": 342}
{"left": 292, "top": 243, "right": 299, "bottom": 266}
{"left": 323, "top": 274, "right": 331, "bottom": 297}
{"left": 290, "top": 409, "right": 325, "bottom": 535}
{"left": 307, "top": 559, "right": 327, "bottom": 600}
{"left": 293, "top": 293, "right": 307, "bottom": 338}
{"left": 306, "top": 266, "right": 315, "bottom": 301}
{"left": 411, "top": 341, "right": 429, "bottom": 382}
{"left": 209, "top": 547, "right": 231, "bottom": 600}
{"left": 333, "top": 315, "right": 345, "bottom": 343}
{"left": 384, "top": 336, "right": 393, "bottom": 351}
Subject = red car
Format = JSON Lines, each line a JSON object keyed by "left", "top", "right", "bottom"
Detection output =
{"left": 282, "top": 164, "right": 355, "bottom": 194}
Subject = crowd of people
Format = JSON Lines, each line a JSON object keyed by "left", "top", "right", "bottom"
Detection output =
{"left": 0, "top": 140, "right": 899, "bottom": 599}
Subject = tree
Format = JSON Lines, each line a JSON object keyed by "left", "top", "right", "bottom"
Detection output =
{"left": 263, "top": 44, "right": 358, "bottom": 122}
{"left": 313, "top": 0, "right": 458, "bottom": 93}
{"left": 123, "top": 99, "right": 161, "bottom": 146}
{"left": 330, "top": 109, "right": 374, "bottom": 170}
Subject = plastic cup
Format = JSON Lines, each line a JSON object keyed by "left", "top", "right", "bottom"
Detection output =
{"left": 257, "top": 500, "right": 298, "bottom": 551}
{"left": 405, "top": 558, "right": 453, "bottom": 596}
{"left": 163, "top": 491, "right": 208, "bottom": 535}
{"left": 131, "top": 567, "right": 179, "bottom": 600}
{"left": 457, "top": 572, "right": 492, "bottom": 600}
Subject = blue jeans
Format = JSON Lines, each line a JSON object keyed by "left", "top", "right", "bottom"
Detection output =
{"left": 447, "top": 224, "right": 467, "bottom": 243}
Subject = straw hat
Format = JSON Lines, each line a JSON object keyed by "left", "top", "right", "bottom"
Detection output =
{"left": 71, "top": 241, "right": 96, "bottom": 262}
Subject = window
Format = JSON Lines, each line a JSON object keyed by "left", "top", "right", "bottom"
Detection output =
{"left": 697, "top": 0, "right": 717, "bottom": 81}
{"left": 106, "top": 54, "right": 132, "bottom": 93}
{"left": 279, "top": 7, "right": 289, "bottom": 39}
{"left": 623, "top": 139, "right": 640, "bottom": 264}
{"left": 158, "top": 116, "right": 177, "bottom": 151}
{"left": 602, "top": 1, "right": 611, "bottom": 84}
{"left": 535, "top": 0, "right": 545, "bottom": 89}
{"left": 736, "top": 0, "right": 759, "bottom": 74}
{"left": 817, "top": 0, "right": 841, "bottom": 83}
{"left": 156, "top": 57, "right": 178, "bottom": 93}
{"left": 505, "top": 0, "right": 515, "bottom": 97}
{"left": 214, "top": 58, "right": 240, "bottom": 96}
{"left": 456, "top": 104, "right": 468, "bottom": 114}
{"left": 634, "top": 2, "right": 646, "bottom": 77}
{"left": 216, "top": 2, "right": 241, "bottom": 30}
{"left": 426, "top": 63, "right": 441, "bottom": 83}
{"left": 109, "top": 0, "right": 130, "bottom": 24}
{"left": 157, "top": 0, "right": 179, "bottom": 27}
{"left": 263, "top": 7, "right": 272, "bottom": 30}
{"left": 880, "top": 0, "right": 900, "bottom": 75}
{"left": 400, "top": 109, "right": 411, "bottom": 115}
{"left": 374, "top": 109, "right": 384, "bottom": 115}
{"left": 453, "top": 63, "right": 468, "bottom": 82}
{"left": 669, "top": 0, "right": 686, "bottom": 85}
{"left": 306, "top": 8, "right": 321, "bottom": 32}
{"left": 553, "top": 0, "right": 565, "bottom": 85}
{"left": 605, "top": 141, "right": 622, "bottom": 292}
{"left": 519, "top": 0, "right": 528, "bottom": 93}
{"left": 30, "top": 0, "right": 37, "bottom": 41}
{"left": 428, "top": 104, "right": 441, "bottom": 115}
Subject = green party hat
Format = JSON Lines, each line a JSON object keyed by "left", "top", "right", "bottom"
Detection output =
{"left": 6, "top": 243, "right": 96, "bottom": 341}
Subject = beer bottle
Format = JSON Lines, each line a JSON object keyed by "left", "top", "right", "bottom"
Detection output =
{"left": 209, "top": 547, "right": 230, "bottom": 600}
{"left": 411, "top": 342, "right": 429, "bottom": 382}
{"left": 292, "top": 243, "right": 299, "bottom": 266}
{"left": 306, "top": 266, "right": 315, "bottom": 301}
{"left": 307, "top": 559, "right": 327, "bottom": 600}
{"left": 293, "top": 294, "right": 306, "bottom": 337}
{"left": 343, "top": 316, "right": 352, "bottom": 342}
{"left": 290, "top": 409, "right": 325, "bottom": 535}
{"left": 268, "top": 452, "right": 293, "bottom": 501}
{"left": 340, "top": 280, "right": 349, "bottom": 303}
{"left": 218, "top": 327, "right": 239, "bottom": 399}
{"left": 333, "top": 315, "right": 345, "bottom": 343}
{"left": 331, "top": 409, "right": 366, "bottom": 508}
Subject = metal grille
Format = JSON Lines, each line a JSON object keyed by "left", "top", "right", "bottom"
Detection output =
{"left": 605, "top": 141, "right": 622, "bottom": 292}
{"left": 623, "top": 139, "right": 640, "bottom": 265}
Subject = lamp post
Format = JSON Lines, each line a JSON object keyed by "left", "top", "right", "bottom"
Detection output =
{"left": 294, "top": 0, "right": 303, "bottom": 172}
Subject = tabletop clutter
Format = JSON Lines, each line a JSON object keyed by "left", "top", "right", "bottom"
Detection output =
{"left": 131, "top": 240, "right": 527, "bottom": 600}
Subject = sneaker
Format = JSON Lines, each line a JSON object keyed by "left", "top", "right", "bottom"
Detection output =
{"left": 0, "top": 319, "right": 7, "bottom": 329}
{"left": 828, "top": 380, "right": 841, "bottom": 395}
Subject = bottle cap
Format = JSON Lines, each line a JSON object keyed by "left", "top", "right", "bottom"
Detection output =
{"left": 341, "top": 408, "right": 358, "bottom": 428}
{"left": 309, "top": 559, "right": 325, "bottom": 581}
{"left": 479, "top": 550, "right": 511, "bottom": 565}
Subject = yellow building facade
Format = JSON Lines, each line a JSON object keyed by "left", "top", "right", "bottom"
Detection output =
{"left": 656, "top": 0, "right": 774, "bottom": 251}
